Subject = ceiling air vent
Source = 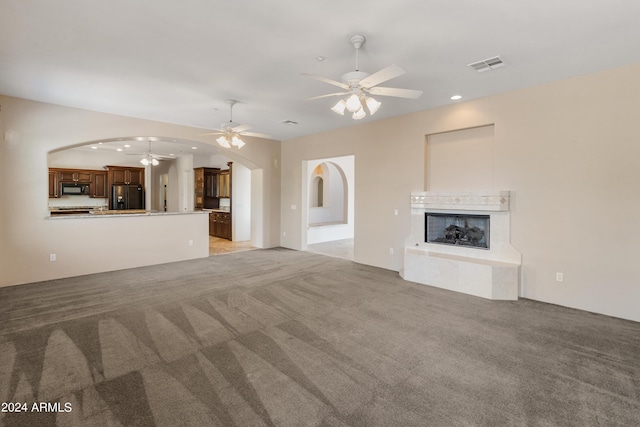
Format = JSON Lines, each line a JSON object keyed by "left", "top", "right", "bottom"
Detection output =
{"left": 468, "top": 56, "right": 505, "bottom": 73}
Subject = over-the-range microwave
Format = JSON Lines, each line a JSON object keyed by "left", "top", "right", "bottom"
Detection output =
{"left": 61, "top": 182, "right": 90, "bottom": 195}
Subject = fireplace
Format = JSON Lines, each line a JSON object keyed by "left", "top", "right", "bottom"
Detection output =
{"left": 403, "top": 191, "right": 521, "bottom": 300}
{"left": 425, "top": 213, "right": 489, "bottom": 249}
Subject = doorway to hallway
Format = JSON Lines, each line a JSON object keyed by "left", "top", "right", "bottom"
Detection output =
{"left": 302, "top": 155, "right": 355, "bottom": 261}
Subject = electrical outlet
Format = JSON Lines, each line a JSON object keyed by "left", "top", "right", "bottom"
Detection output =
{"left": 188, "top": 239, "right": 193, "bottom": 246}
{"left": 389, "top": 248, "right": 394, "bottom": 255}
{"left": 49, "top": 253, "right": 56, "bottom": 262}
{"left": 556, "top": 272, "right": 564, "bottom": 282}
{"left": 283, "top": 231, "right": 287, "bottom": 237}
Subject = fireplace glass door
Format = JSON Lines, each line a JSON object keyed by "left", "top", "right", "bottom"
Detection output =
{"left": 425, "top": 213, "right": 490, "bottom": 249}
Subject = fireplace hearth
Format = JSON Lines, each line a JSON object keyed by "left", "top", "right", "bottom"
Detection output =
{"left": 425, "top": 213, "right": 489, "bottom": 249}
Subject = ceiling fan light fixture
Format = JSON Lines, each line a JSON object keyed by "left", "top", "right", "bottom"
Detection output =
{"left": 216, "top": 136, "right": 231, "bottom": 148}
{"left": 345, "top": 93, "right": 362, "bottom": 112}
{"left": 331, "top": 99, "right": 346, "bottom": 115}
{"left": 365, "top": 96, "right": 381, "bottom": 115}
{"left": 140, "top": 156, "right": 159, "bottom": 166}
{"left": 231, "top": 136, "right": 245, "bottom": 148}
{"left": 352, "top": 107, "right": 366, "bottom": 120}
{"left": 305, "top": 34, "right": 422, "bottom": 121}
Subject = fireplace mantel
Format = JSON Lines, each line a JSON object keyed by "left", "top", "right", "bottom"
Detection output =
{"left": 410, "top": 190, "right": 510, "bottom": 211}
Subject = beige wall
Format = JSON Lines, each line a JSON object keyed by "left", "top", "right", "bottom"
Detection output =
{"left": 0, "top": 95, "right": 281, "bottom": 286}
{"left": 281, "top": 63, "right": 640, "bottom": 322}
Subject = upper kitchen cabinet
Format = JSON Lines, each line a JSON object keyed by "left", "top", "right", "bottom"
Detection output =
{"left": 107, "top": 166, "right": 145, "bottom": 186}
{"left": 48, "top": 168, "right": 108, "bottom": 198}
{"left": 48, "top": 170, "right": 59, "bottom": 198}
{"left": 58, "top": 170, "right": 92, "bottom": 183}
{"left": 218, "top": 170, "right": 230, "bottom": 198}
{"left": 91, "top": 171, "right": 108, "bottom": 198}
{"left": 194, "top": 167, "right": 220, "bottom": 209}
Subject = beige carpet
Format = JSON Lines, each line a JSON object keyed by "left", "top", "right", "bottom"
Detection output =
{"left": 1, "top": 248, "right": 639, "bottom": 426}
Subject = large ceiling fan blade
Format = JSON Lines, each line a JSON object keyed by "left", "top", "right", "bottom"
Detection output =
{"left": 241, "top": 131, "right": 272, "bottom": 139}
{"left": 151, "top": 153, "right": 176, "bottom": 160}
{"left": 200, "top": 128, "right": 226, "bottom": 135}
{"left": 359, "top": 64, "right": 406, "bottom": 88}
{"left": 301, "top": 73, "right": 349, "bottom": 90}
{"left": 307, "top": 92, "right": 349, "bottom": 100}
{"left": 368, "top": 86, "right": 423, "bottom": 99}
{"left": 231, "top": 123, "right": 252, "bottom": 133}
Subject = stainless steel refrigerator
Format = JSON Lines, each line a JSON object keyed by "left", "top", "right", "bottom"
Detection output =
{"left": 111, "top": 184, "right": 144, "bottom": 210}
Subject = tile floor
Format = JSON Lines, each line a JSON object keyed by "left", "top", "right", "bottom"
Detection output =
{"left": 209, "top": 236, "right": 256, "bottom": 256}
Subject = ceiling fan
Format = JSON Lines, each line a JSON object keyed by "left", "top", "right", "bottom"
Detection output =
{"left": 303, "top": 34, "right": 423, "bottom": 120}
{"left": 202, "top": 99, "right": 271, "bottom": 149}
{"left": 126, "top": 139, "right": 175, "bottom": 166}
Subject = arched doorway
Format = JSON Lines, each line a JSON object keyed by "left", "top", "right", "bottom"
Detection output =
{"left": 303, "top": 155, "right": 355, "bottom": 260}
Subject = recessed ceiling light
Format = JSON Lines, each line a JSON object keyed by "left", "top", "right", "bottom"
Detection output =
{"left": 451, "top": 95, "right": 462, "bottom": 100}
{"left": 316, "top": 56, "right": 325, "bottom": 62}
{"left": 191, "top": 147, "right": 197, "bottom": 150}
{"left": 124, "top": 144, "right": 131, "bottom": 148}
{"left": 91, "top": 146, "right": 98, "bottom": 149}
{"left": 116, "top": 148, "right": 123, "bottom": 152}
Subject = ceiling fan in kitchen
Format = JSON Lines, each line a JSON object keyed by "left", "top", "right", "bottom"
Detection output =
{"left": 302, "top": 34, "right": 423, "bottom": 120}
{"left": 126, "top": 139, "right": 175, "bottom": 166}
{"left": 201, "top": 99, "right": 271, "bottom": 149}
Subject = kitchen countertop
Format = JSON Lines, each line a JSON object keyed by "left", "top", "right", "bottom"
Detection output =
{"left": 89, "top": 209, "right": 147, "bottom": 215}
{"left": 199, "top": 208, "right": 230, "bottom": 213}
{"left": 46, "top": 210, "right": 209, "bottom": 219}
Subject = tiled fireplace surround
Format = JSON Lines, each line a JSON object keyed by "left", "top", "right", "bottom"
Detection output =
{"left": 402, "top": 191, "right": 521, "bottom": 300}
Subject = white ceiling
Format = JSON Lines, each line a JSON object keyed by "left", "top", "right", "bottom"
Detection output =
{"left": 2, "top": 0, "right": 640, "bottom": 144}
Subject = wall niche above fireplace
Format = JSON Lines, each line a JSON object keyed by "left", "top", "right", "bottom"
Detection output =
{"left": 425, "top": 213, "right": 489, "bottom": 249}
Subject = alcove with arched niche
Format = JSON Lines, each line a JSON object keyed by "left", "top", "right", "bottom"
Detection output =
{"left": 305, "top": 155, "right": 354, "bottom": 247}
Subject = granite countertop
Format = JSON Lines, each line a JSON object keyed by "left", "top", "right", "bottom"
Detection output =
{"left": 46, "top": 210, "right": 208, "bottom": 219}
{"left": 89, "top": 209, "right": 147, "bottom": 215}
{"left": 199, "top": 208, "right": 230, "bottom": 213}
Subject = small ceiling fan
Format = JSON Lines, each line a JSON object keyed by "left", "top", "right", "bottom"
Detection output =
{"left": 303, "top": 34, "right": 423, "bottom": 119}
{"left": 126, "top": 139, "right": 175, "bottom": 166}
{"left": 201, "top": 99, "right": 271, "bottom": 149}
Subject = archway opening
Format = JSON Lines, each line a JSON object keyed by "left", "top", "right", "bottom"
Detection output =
{"left": 304, "top": 155, "right": 354, "bottom": 260}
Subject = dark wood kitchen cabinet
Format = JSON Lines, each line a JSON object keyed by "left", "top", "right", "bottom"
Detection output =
{"left": 210, "top": 211, "right": 231, "bottom": 240}
{"left": 91, "top": 171, "right": 108, "bottom": 198}
{"left": 48, "top": 168, "right": 108, "bottom": 198}
{"left": 194, "top": 167, "right": 220, "bottom": 209}
{"left": 58, "top": 170, "right": 92, "bottom": 183}
{"left": 48, "top": 170, "right": 59, "bottom": 198}
{"left": 218, "top": 170, "right": 230, "bottom": 198}
{"left": 107, "top": 166, "right": 144, "bottom": 186}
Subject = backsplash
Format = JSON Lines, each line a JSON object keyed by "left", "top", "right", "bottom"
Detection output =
{"left": 48, "top": 195, "right": 107, "bottom": 209}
